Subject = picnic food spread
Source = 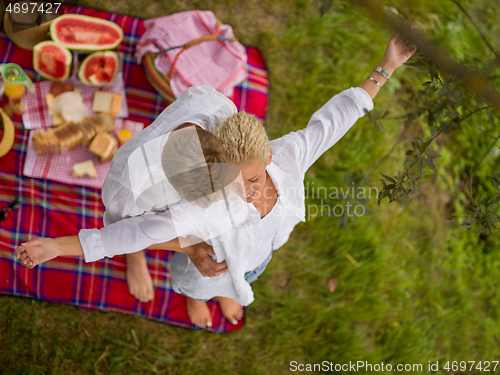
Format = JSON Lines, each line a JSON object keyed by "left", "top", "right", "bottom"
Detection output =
{"left": 0, "top": 13, "right": 133, "bottom": 181}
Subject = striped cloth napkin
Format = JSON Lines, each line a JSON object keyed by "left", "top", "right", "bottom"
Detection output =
{"left": 136, "top": 10, "right": 247, "bottom": 98}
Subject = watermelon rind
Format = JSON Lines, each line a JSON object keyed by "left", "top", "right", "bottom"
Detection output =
{"left": 33, "top": 41, "right": 72, "bottom": 81}
{"left": 50, "top": 14, "right": 124, "bottom": 51}
{"left": 78, "top": 51, "right": 120, "bottom": 87}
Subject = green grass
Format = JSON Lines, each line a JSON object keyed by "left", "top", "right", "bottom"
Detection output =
{"left": 2, "top": 0, "right": 500, "bottom": 374}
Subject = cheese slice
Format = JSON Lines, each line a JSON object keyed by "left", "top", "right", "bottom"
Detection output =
{"left": 92, "top": 91, "right": 113, "bottom": 113}
{"left": 109, "top": 94, "right": 123, "bottom": 117}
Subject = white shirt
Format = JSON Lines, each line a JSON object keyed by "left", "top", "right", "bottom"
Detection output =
{"left": 245, "top": 190, "right": 286, "bottom": 271}
{"left": 78, "top": 85, "right": 374, "bottom": 306}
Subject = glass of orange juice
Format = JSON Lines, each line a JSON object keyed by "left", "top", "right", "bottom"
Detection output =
{"left": 3, "top": 67, "right": 26, "bottom": 99}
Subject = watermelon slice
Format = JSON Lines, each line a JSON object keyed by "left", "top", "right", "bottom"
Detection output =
{"left": 33, "top": 41, "right": 72, "bottom": 81}
{"left": 51, "top": 14, "right": 123, "bottom": 51}
{"left": 78, "top": 51, "right": 120, "bottom": 87}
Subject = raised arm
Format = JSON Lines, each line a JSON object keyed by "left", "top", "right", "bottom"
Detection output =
{"left": 281, "top": 32, "right": 416, "bottom": 175}
{"left": 358, "top": 32, "right": 417, "bottom": 99}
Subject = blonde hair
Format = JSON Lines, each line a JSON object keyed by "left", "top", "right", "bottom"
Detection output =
{"left": 214, "top": 112, "right": 270, "bottom": 164}
{"left": 161, "top": 126, "right": 233, "bottom": 208}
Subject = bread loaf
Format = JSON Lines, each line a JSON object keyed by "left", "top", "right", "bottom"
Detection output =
{"left": 32, "top": 114, "right": 116, "bottom": 156}
{"left": 75, "top": 118, "right": 97, "bottom": 146}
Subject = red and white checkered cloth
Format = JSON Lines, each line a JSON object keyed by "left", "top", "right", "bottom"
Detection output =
{"left": 21, "top": 73, "right": 129, "bottom": 130}
{"left": 23, "top": 119, "right": 144, "bottom": 189}
{"left": 136, "top": 10, "right": 247, "bottom": 98}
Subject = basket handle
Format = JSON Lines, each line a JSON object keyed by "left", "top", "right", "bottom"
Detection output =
{"left": 167, "top": 20, "right": 237, "bottom": 79}
{"left": 183, "top": 19, "right": 223, "bottom": 50}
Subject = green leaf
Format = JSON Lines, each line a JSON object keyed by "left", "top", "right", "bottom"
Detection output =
{"left": 487, "top": 196, "right": 500, "bottom": 204}
{"left": 425, "top": 158, "right": 437, "bottom": 172}
{"left": 490, "top": 177, "right": 500, "bottom": 192}
{"left": 400, "top": 193, "right": 406, "bottom": 208}
{"left": 380, "top": 172, "right": 396, "bottom": 183}
{"left": 320, "top": 0, "right": 333, "bottom": 17}
{"left": 379, "top": 189, "right": 390, "bottom": 200}
{"left": 406, "top": 158, "right": 419, "bottom": 169}
{"left": 419, "top": 141, "right": 427, "bottom": 154}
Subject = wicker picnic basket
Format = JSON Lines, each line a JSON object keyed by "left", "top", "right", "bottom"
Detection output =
{"left": 143, "top": 20, "right": 237, "bottom": 102}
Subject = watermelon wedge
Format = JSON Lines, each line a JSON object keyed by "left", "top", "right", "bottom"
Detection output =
{"left": 33, "top": 41, "right": 72, "bottom": 81}
{"left": 51, "top": 14, "right": 123, "bottom": 51}
{"left": 78, "top": 51, "right": 120, "bottom": 87}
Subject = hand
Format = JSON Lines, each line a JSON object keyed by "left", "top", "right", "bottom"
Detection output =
{"left": 184, "top": 242, "right": 228, "bottom": 277}
{"left": 382, "top": 30, "right": 417, "bottom": 72}
{"left": 14, "top": 237, "right": 59, "bottom": 268}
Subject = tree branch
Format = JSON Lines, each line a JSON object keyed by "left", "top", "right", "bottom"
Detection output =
{"left": 449, "top": 0, "right": 500, "bottom": 60}
{"left": 351, "top": 0, "right": 500, "bottom": 109}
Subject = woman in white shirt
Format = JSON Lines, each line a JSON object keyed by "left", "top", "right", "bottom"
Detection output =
{"left": 15, "top": 32, "right": 416, "bottom": 328}
{"left": 178, "top": 31, "right": 416, "bottom": 326}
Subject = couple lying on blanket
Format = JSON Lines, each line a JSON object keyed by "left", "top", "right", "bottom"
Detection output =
{"left": 15, "top": 34, "right": 416, "bottom": 328}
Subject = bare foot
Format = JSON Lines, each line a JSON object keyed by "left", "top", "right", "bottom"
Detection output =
{"left": 185, "top": 296, "right": 212, "bottom": 328}
{"left": 216, "top": 296, "right": 244, "bottom": 325}
{"left": 126, "top": 251, "right": 154, "bottom": 303}
{"left": 14, "top": 238, "right": 59, "bottom": 268}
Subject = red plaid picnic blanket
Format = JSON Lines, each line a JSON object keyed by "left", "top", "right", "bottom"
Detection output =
{"left": 0, "top": 5, "right": 269, "bottom": 333}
